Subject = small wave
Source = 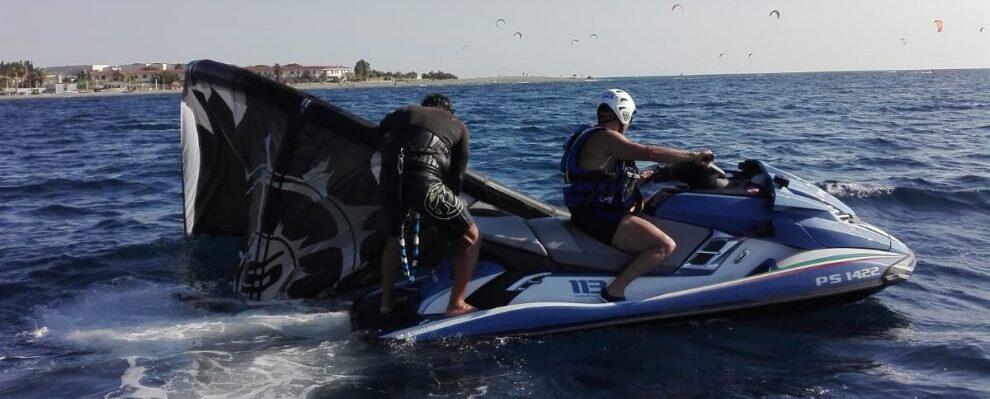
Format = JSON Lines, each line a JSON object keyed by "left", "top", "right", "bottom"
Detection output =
{"left": 656, "top": 100, "right": 736, "bottom": 109}
{"left": 820, "top": 181, "right": 990, "bottom": 212}
{"left": 112, "top": 122, "right": 178, "bottom": 132}
{"left": 732, "top": 110, "right": 783, "bottom": 120}
{"left": 511, "top": 125, "right": 547, "bottom": 134}
{"left": 880, "top": 103, "right": 985, "bottom": 113}
{"left": 0, "top": 177, "right": 153, "bottom": 196}
{"left": 27, "top": 204, "right": 122, "bottom": 218}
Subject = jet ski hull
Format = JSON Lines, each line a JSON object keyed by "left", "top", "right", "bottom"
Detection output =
{"left": 351, "top": 160, "right": 917, "bottom": 342}
{"left": 354, "top": 248, "right": 915, "bottom": 342}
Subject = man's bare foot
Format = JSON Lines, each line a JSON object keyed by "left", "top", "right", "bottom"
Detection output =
{"left": 445, "top": 303, "right": 476, "bottom": 317}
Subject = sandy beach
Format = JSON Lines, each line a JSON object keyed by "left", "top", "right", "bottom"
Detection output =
{"left": 0, "top": 75, "right": 584, "bottom": 101}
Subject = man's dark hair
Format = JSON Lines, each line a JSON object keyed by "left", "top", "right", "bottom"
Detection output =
{"left": 422, "top": 93, "right": 453, "bottom": 113}
{"left": 597, "top": 104, "right": 618, "bottom": 124}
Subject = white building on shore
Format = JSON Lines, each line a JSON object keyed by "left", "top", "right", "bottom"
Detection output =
{"left": 118, "top": 63, "right": 171, "bottom": 72}
{"left": 245, "top": 64, "right": 350, "bottom": 81}
{"left": 88, "top": 63, "right": 185, "bottom": 85}
{"left": 15, "top": 61, "right": 352, "bottom": 95}
{"left": 42, "top": 64, "right": 111, "bottom": 76}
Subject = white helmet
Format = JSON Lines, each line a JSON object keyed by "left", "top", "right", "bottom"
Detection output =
{"left": 599, "top": 89, "right": 636, "bottom": 126}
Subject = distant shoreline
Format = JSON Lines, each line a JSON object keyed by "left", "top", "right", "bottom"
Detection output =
{"left": 0, "top": 76, "right": 584, "bottom": 102}
{"left": 300, "top": 75, "right": 580, "bottom": 89}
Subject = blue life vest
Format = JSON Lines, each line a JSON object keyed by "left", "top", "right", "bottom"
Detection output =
{"left": 560, "top": 125, "right": 641, "bottom": 222}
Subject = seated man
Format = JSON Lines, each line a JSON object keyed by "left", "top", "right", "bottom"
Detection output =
{"left": 561, "top": 89, "right": 714, "bottom": 301}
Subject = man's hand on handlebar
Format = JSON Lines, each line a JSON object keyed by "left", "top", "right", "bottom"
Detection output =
{"left": 639, "top": 163, "right": 666, "bottom": 182}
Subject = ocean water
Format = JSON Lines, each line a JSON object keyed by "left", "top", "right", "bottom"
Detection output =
{"left": 1, "top": 70, "right": 988, "bottom": 398}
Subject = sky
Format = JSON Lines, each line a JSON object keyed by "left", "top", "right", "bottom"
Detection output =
{"left": 2, "top": 0, "right": 988, "bottom": 77}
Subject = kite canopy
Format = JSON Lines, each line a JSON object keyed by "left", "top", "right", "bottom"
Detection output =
{"left": 181, "top": 60, "right": 386, "bottom": 299}
{"left": 496, "top": 18, "right": 506, "bottom": 27}
{"left": 769, "top": 10, "right": 781, "bottom": 19}
{"left": 570, "top": 39, "right": 579, "bottom": 46}
{"left": 514, "top": 31, "right": 523, "bottom": 39}
{"left": 589, "top": 33, "right": 599, "bottom": 40}
{"left": 671, "top": 4, "right": 684, "bottom": 12}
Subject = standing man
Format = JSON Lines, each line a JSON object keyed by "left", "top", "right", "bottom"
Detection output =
{"left": 561, "top": 89, "right": 714, "bottom": 301}
{"left": 377, "top": 93, "right": 479, "bottom": 316}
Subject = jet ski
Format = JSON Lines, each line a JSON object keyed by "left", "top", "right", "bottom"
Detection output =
{"left": 350, "top": 160, "right": 916, "bottom": 342}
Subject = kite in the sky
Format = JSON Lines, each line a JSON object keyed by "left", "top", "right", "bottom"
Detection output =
{"left": 589, "top": 33, "right": 599, "bottom": 40}
{"left": 899, "top": 37, "right": 908, "bottom": 45}
{"left": 571, "top": 39, "right": 580, "bottom": 46}
{"left": 671, "top": 4, "right": 684, "bottom": 12}
{"left": 934, "top": 19, "right": 943, "bottom": 33}
{"left": 748, "top": 53, "right": 754, "bottom": 58}
{"left": 769, "top": 10, "right": 781, "bottom": 19}
{"left": 496, "top": 18, "right": 507, "bottom": 27}
{"left": 719, "top": 52, "right": 725, "bottom": 58}
{"left": 979, "top": 27, "right": 985, "bottom": 33}
{"left": 514, "top": 31, "right": 523, "bottom": 39}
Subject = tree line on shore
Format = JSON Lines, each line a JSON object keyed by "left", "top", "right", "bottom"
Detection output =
{"left": 76, "top": 69, "right": 182, "bottom": 89}
{"left": 269, "top": 63, "right": 335, "bottom": 84}
{"left": 1, "top": 60, "right": 182, "bottom": 90}
{"left": 2, "top": 58, "right": 459, "bottom": 90}
{"left": 351, "top": 59, "right": 457, "bottom": 81}
{"left": 0, "top": 61, "right": 46, "bottom": 88}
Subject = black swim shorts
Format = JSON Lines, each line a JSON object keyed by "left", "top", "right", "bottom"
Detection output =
{"left": 381, "top": 170, "right": 474, "bottom": 240}
{"left": 568, "top": 207, "right": 623, "bottom": 244}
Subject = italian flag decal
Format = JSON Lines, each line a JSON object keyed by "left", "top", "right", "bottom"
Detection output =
{"left": 777, "top": 249, "right": 902, "bottom": 270}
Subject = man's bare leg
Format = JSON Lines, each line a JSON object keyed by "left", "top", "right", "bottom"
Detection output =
{"left": 606, "top": 215, "right": 676, "bottom": 299}
{"left": 446, "top": 223, "right": 480, "bottom": 316}
{"left": 379, "top": 239, "right": 401, "bottom": 314}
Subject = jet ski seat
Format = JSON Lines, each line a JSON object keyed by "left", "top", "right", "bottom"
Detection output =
{"left": 526, "top": 216, "right": 712, "bottom": 274}
{"left": 474, "top": 215, "right": 548, "bottom": 256}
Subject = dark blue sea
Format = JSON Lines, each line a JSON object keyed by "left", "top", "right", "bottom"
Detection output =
{"left": 1, "top": 70, "right": 988, "bottom": 398}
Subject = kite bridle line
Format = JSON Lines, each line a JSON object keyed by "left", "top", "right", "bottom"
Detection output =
{"left": 398, "top": 212, "right": 420, "bottom": 283}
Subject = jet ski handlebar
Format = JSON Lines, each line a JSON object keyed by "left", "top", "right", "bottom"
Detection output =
{"left": 642, "top": 161, "right": 728, "bottom": 189}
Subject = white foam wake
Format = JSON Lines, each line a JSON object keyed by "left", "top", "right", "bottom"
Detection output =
{"left": 34, "top": 281, "right": 352, "bottom": 354}
{"left": 31, "top": 279, "right": 363, "bottom": 398}
{"left": 104, "top": 342, "right": 360, "bottom": 398}
{"left": 819, "top": 181, "right": 895, "bottom": 198}
{"left": 111, "top": 357, "right": 168, "bottom": 399}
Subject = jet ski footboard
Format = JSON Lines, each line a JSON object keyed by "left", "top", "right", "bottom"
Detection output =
{"left": 351, "top": 288, "right": 420, "bottom": 332}
{"left": 466, "top": 269, "right": 548, "bottom": 309}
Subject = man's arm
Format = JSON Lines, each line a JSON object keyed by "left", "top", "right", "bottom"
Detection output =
{"left": 448, "top": 125, "right": 470, "bottom": 194}
{"left": 601, "top": 130, "right": 709, "bottom": 164}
